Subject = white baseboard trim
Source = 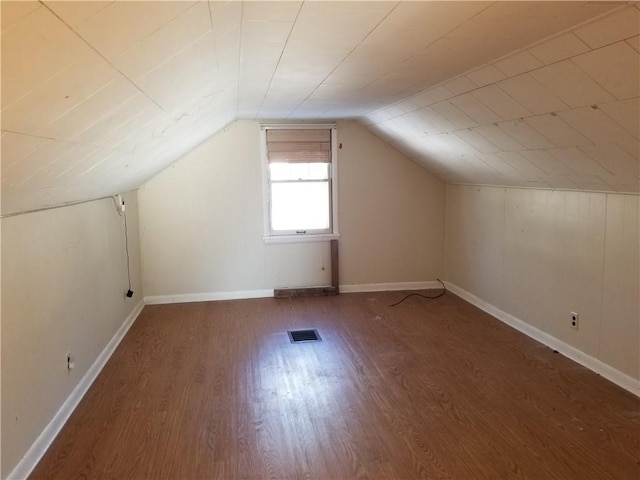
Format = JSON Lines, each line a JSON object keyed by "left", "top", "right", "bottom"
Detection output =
{"left": 445, "top": 281, "right": 640, "bottom": 397}
{"left": 145, "top": 283, "right": 443, "bottom": 303}
{"left": 7, "top": 300, "right": 145, "bottom": 480}
{"left": 339, "top": 281, "right": 442, "bottom": 293}
{"left": 144, "top": 281, "right": 442, "bottom": 305}
{"left": 144, "top": 289, "right": 274, "bottom": 305}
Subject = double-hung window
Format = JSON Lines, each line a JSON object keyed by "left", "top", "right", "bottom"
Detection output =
{"left": 262, "top": 124, "right": 339, "bottom": 241}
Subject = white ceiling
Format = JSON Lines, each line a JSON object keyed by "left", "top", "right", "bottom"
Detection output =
{"left": 363, "top": 3, "right": 640, "bottom": 192}
{"left": 1, "top": 1, "right": 638, "bottom": 216}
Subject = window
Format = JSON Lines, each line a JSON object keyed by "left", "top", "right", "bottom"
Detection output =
{"left": 261, "top": 124, "right": 339, "bottom": 241}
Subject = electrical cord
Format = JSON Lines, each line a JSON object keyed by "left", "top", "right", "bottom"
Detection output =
{"left": 388, "top": 278, "right": 446, "bottom": 307}
{"left": 123, "top": 207, "right": 132, "bottom": 292}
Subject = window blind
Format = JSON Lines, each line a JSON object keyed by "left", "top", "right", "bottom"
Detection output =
{"left": 266, "top": 129, "right": 331, "bottom": 163}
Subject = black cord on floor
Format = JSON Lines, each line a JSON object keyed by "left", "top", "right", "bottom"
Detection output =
{"left": 388, "top": 278, "right": 446, "bottom": 307}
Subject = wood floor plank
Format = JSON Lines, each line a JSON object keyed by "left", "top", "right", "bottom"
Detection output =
{"left": 30, "top": 291, "right": 639, "bottom": 479}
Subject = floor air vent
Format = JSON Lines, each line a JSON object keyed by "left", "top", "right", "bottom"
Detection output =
{"left": 288, "top": 329, "right": 321, "bottom": 343}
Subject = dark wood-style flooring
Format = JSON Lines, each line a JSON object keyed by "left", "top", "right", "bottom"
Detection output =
{"left": 31, "top": 291, "right": 639, "bottom": 479}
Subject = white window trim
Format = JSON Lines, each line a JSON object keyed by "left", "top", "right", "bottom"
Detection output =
{"left": 260, "top": 123, "right": 340, "bottom": 244}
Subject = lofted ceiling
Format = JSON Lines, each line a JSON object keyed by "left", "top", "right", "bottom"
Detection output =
{"left": 1, "top": 1, "right": 638, "bottom": 216}
{"left": 363, "top": 3, "right": 640, "bottom": 192}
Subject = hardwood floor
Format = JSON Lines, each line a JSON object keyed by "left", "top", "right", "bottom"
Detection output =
{"left": 31, "top": 291, "right": 639, "bottom": 479}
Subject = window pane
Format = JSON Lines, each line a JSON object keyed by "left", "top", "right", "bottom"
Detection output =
{"left": 270, "top": 163, "right": 329, "bottom": 181}
{"left": 271, "top": 181, "right": 330, "bottom": 231}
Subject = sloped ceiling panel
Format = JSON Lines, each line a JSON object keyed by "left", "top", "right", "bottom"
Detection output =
{"left": 1, "top": 1, "right": 239, "bottom": 215}
{"left": 1, "top": 1, "right": 633, "bottom": 216}
{"left": 362, "top": 4, "right": 640, "bottom": 193}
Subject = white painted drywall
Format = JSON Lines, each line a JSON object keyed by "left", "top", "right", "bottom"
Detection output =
{"left": 445, "top": 184, "right": 639, "bottom": 380}
{"left": 338, "top": 120, "right": 445, "bottom": 285}
{"left": 138, "top": 120, "right": 445, "bottom": 298}
{"left": 0, "top": 192, "right": 143, "bottom": 478}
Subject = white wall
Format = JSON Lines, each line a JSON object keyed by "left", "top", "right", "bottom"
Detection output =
{"left": 1, "top": 192, "right": 143, "bottom": 478}
{"left": 339, "top": 120, "right": 445, "bottom": 286}
{"left": 138, "top": 120, "right": 445, "bottom": 300}
{"left": 445, "top": 184, "right": 639, "bottom": 383}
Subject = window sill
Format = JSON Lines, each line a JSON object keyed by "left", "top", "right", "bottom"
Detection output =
{"left": 262, "top": 233, "right": 340, "bottom": 244}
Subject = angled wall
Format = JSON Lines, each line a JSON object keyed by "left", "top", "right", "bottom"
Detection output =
{"left": 445, "top": 184, "right": 639, "bottom": 390}
{"left": 138, "top": 120, "right": 445, "bottom": 300}
{"left": 1, "top": 192, "right": 143, "bottom": 478}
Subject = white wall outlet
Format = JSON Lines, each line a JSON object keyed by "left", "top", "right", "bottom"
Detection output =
{"left": 570, "top": 312, "right": 579, "bottom": 330}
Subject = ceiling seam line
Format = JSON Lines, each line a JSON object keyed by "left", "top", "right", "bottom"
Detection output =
{"left": 0, "top": 128, "right": 127, "bottom": 159}
{"left": 368, "top": 59, "right": 578, "bottom": 127}
{"left": 525, "top": 2, "right": 631, "bottom": 54}
{"left": 133, "top": 28, "right": 217, "bottom": 95}
{"left": 369, "top": 9, "right": 634, "bottom": 123}
{"left": 296, "top": 1, "right": 498, "bottom": 118}
{"left": 359, "top": 1, "right": 500, "bottom": 98}
{"left": 363, "top": 2, "right": 502, "bottom": 119}
{"left": 373, "top": 2, "right": 597, "bottom": 120}
{"left": 54, "top": 149, "right": 111, "bottom": 178}
{"left": 136, "top": 2, "right": 202, "bottom": 52}
{"left": 0, "top": 128, "right": 77, "bottom": 143}
{"left": 0, "top": 2, "right": 115, "bottom": 113}
{"left": 116, "top": 8, "right": 218, "bottom": 93}
{"left": 568, "top": 53, "right": 626, "bottom": 103}
{"left": 69, "top": 1, "right": 115, "bottom": 30}
{"left": 235, "top": 1, "right": 245, "bottom": 118}
{"left": 59, "top": 98, "right": 147, "bottom": 144}
{"left": 38, "top": 1, "right": 165, "bottom": 111}
{"left": 44, "top": 78, "right": 122, "bottom": 126}
{"left": 420, "top": 1, "right": 497, "bottom": 54}
{"left": 256, "top": 0, "right": 306, "bottom": 119}
{"left": 366, "top": 118, "right": 608, "bottom": 181}
{"left": 288, "top": 1, "right": 403, "bottom": 118}
{"left": 92, "top": 2, "right": 203, "bottom": 64}
{"left": 206, "top": 1, "right": 220, "bottom": 72}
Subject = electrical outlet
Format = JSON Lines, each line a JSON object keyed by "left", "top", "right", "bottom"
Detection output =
{"left": 570, "top": 312, "right": 579, "bottom": 330}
